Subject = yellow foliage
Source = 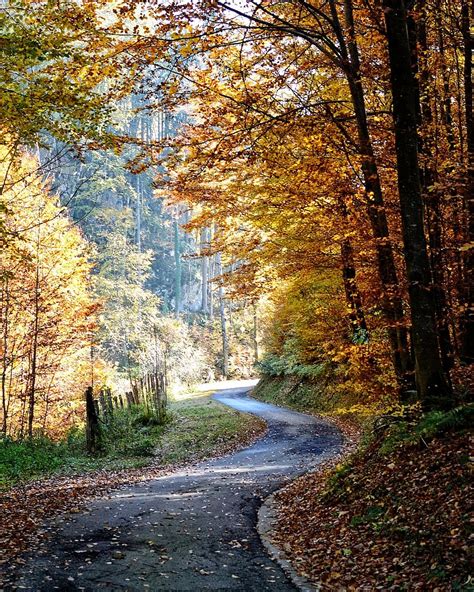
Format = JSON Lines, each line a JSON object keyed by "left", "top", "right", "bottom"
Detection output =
{"left": 0, "top": 147, "right": 106, "bottom": 437}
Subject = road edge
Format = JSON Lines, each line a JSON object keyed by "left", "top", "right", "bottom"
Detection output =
{"left": 256, "top": 445, "right": 344, "bottom": 592}
{"left": 255, "top": 401, "right": 359, "bottom": 592}
{"left": 257, "top": 491, "right": 321, "bottom": 592}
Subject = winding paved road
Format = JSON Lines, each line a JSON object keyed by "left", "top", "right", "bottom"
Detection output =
{"left": 14, "top": 384, "right": 342, "bottom": 591}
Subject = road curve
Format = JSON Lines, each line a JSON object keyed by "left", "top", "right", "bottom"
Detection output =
{"left": 13, "top": 384, "right": 342, "bottom": 591}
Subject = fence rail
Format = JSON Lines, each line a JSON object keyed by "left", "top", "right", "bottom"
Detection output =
{"left": 85, "top": 370, "right": 167, "bottom": 453}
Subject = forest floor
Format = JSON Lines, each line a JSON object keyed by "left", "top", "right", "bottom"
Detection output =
{"left": 2, "top": 383, "right": 342, "bottom": 591}
{"left": 271, "top": 414, "right": 472, "bottom": 591}
{"left": 253, "top": 374, "right": 472, "bottom": 590}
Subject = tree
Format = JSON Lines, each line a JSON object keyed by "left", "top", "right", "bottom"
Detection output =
{"left": 144, "top": 0, "right": 416, "bottom": 391}
{"left": 216, "top": 252, "right": 229, "bottom": 378}
{"left": 382, "top": 0, "right": 452, "bottom": 409}
{"left": 460, "top": 0, "right": 474, "bottom": 364}
{"left": 92, "top": 209, "right": 161, "bottom": 375}
{"left": 149, "top": 0, "right": 471, "bottom": 405}
{"left": 0, "top": 0, "right": 122, "bottom": 150}
{"left": 0, "top": 148, "right": 98, "bottom": 436}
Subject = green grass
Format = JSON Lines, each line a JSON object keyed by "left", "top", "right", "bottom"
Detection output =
{"left": 0, "top": 409, "right": 165, "bottom": 489}
{"left": 158, "top": 391, "right": 259, "bottom": 464}
{"left": 0, "top": 390, "right": 263, "bottom": 490}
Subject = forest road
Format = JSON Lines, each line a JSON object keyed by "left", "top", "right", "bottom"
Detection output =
{"left": 13, "top": 383, "right": 342, "bottom": 592}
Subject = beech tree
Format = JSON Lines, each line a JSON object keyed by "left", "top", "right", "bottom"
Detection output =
{"left": 0, "top": 150, "right": 98, "bottom": 436}
{"left": 145, "top": 0, "right": 471, "bottom": 408}
{"left": 460, "top": 0, "right": 474, "bottom": 364}
{"left": 383, "top": 0, "right": 452, "bottom": 408}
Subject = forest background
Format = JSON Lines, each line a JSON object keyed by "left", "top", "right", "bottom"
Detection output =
{"left": 1, "top": 0, "right": 472, "bottom": 440}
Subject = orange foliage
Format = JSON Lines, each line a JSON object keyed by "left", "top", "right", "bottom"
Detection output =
{"left": 0, "top": 149, "right": 106, "bottom": 437}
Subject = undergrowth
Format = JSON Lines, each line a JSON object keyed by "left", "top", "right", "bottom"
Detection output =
{"left": 378, "top": 404, "right": 474, "bottom": 454}
{"left": 324, "top": 404, "right": 473, "bottom": 501}
{"left": 257, "top": 354, "right": 328, "bottom": 379}
{"left": 251, "top": 372, "right": 375, "bottom": 428}
{"left": 0, "top": 405, "right": 167, "bottom": 489}
{"left": 0, "top": 393, "right": 263, "bottom": 489}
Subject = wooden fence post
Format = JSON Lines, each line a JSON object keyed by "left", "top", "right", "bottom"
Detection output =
{"left": 105, "top": 387, "right": 114, "bottom": 416}
{"left": 93, "top": 399, "right": 100, "bottom": 419}
{"left": 99, "top": 388, "right": 107, "bottom": 418}
{"left": 85, "top": 386, "right": 100, "bottom": 454}
{"left": 163, "top": 371, "right": 168, "bottom": 418}
{"left": 131, "top": 383, "right": 139, "bottom": 404}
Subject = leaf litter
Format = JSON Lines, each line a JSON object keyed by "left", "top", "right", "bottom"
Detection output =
{"left": 0, "top": 418, "right": 266, "bottom": 588}
{"left": 271, "top": 430, "right": 472, "bottom": 590}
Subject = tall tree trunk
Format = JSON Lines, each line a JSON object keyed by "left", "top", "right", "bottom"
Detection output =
{"left": 1, "top": 277, "right": 10, "bottom": 433}
{"left": 173, "top": 216, "right": 182, "bottom": 316}
{"left": 252, "top": 304, "right": 259, "bottom": 364}
{"left": 28, "top": 251, "right": 41, "bottom": 437}
{"left": 338, "top": 196, "right": 368, "bottom": 341}
{"left": 340, "top": 0, "right": 413, "bottom": 392}
{"left": 85, "top": 386, "right": 100, "bottom": 454}
{"left": 209, "top": 227, "right": 215, "bottom": 320}
{"left": 383, "top": 0, "right": 452, "bottom": 409}
{"left": 216, "top": 252, "right": 229, "bottom": 378}
{"left": 340, "top": 239, "right": 368, "bottom": 341}
{"left": 200, "top": 228, "right": 209, "bottom": 314}
{"left": 460, "top": 0, "right": 474, "bottom": 363}
{"left": 135, "top": 174, "right": 142, "bottom": 319}
{"left": 209, "top": 256, "right": 215, "bottom": 320}
{"left": 435, "top": 0, "right": 455, "bottom": 149}
{"left": 417, "top": 7, "right": 454, "bottom": 372}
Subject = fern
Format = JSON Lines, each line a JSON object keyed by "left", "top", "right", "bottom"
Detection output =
{"left": 379, "top": 404, "right": 473, "bottom": 454}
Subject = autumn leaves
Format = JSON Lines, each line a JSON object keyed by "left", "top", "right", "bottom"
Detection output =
{"left": 0, "top": 151, "right": 98, "bottom": 436}
{"left": 1, "top": 0, "right": 472, "bottom": 436}
{"left": 153, "top": 0, "right": 472, "bottom": 409}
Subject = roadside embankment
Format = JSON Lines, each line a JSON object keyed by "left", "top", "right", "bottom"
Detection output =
{"left": 252, "top": 373, "right": 363, "bottom": 441}
{"left": 253, "top": 374, "right": 472, "bottom": 591}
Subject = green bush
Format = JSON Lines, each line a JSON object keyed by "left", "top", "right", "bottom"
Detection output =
{"left": 98, "top": 405, "right": 164, "bottom": 458}
{"left": 133, "top": 406, "right": 168, "bottom": 427}
{"left": 256, "top": 354, "right": 328, "bottom": 379}
{"left": 121, "top": 435, "right": 156, "bottom": 457}
{"left": 0, "top": 435, "right": 71, "bottom": 488}
{"left": 379, "top": 404, "right": 474, "bottom": 454}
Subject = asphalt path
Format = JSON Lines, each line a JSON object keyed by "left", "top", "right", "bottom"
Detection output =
{"left": 13, "top": 383, "right": 342, "bottom": 591}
